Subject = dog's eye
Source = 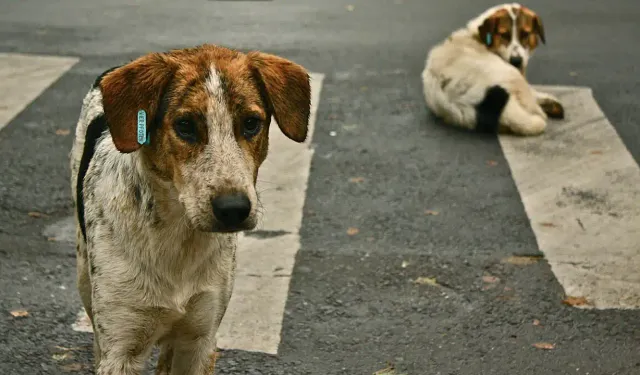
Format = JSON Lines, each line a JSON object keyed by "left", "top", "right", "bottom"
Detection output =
{"left": 520, "top": 30, "right": 530, "bottom": 39}
{"left": 174, "top": 119, "right": 198, "bottom": 143}
{"left": 242, "top": 117, "right": 262, "bottom": 138}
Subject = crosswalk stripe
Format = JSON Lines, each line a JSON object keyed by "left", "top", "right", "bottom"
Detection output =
{"left": 64, "top": 73, "right": 325, "bottom": 354}
{"left": 500, "top": 85, "right": 640, "bottom": 309}
{"left": 215, "top": 73, "right": 325, "bottom": 354}
{"left": 0, "top": 52, "right": 79, "bottom": 131}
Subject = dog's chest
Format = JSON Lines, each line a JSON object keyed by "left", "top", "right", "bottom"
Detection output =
{"left": 148, "top": 229, "right": 236, "bottom": 310}
{"left": 83, "top": 161, "right": 237, "bottom": 312}
{"left": 80, "top": 138, "right": 238, "bottom": 315}
{"left": 109, "top": 225, "right": 236, "bottom": 312}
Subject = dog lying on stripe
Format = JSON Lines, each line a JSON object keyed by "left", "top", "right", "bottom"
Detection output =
{"left": 421, "top": 3, "right": 564, "bottom": 135}
{"left": 69, "top": 45, "right": 311, "bottom": 374}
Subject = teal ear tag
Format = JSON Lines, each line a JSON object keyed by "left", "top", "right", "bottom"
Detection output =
{"left": 486, "top": 33, "right": 492, "bottom": 46}
{"left": 137, "top": 109, "right": 150, "bottom": 145}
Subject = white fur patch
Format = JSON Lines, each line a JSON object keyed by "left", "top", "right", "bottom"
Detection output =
{"left": 205, "top": 65, "right": 234, "bottom": 139}
{"left": 203, "top": 65, "right": 251, "bottom": 170}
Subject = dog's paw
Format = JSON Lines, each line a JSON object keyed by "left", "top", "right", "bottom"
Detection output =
{"left": 539, "top": 98, "right": 565, "bottom": 120}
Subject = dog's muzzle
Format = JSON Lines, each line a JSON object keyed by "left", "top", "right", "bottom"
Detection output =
{"left": 509, "top": 56, "right": 523, "bottom": 69}
{"left": 211, "top": 193, "right": 251, "bottom": 231}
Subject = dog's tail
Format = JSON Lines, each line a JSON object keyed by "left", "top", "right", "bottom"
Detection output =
{"left": 474, "top": 85, "right": 509, "bottom": 133}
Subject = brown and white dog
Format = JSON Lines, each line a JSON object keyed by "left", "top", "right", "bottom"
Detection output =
{"left": 69, "top": 45, "right": 311, "bottom": 374}
{"left": 421, "top": 3, "right": 564, "bottom": 136}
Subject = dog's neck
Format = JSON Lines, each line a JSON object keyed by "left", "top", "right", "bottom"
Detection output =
{"left": 125, "top": 151, "right": 194, "bottom": 236}
{"left": 449, "top": 28, "right": 485, "bottom": 49}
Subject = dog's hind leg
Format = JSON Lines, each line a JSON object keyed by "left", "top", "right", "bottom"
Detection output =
{"left": 75, "top": 232, "right": 102, "bottom": 366}
{"left": 76, "top": 244, "right": 92, "bottom": 319}
{"left": 499, "top": 95, "right": 547, "bottom": 136}
{"left": 534, "top": 89, "right": 565, "bottom": 119}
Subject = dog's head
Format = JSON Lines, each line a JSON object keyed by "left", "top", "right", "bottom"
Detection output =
{"left": 98, "top": 45, "right": 311, "bottom": 233}
{"left": 469, "top": 3, "right": 546, "bottom": 74}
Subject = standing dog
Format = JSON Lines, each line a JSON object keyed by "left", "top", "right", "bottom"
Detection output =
{"left": 69, "top": 45, "right": 311, "bottom": 374}
{"left": 421, "top": 3, "right": 564, "bottom": 136}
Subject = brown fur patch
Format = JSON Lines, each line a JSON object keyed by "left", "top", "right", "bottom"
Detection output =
{"left": 143, "top": 51, "right": 212, "bottom": 185}
{"left": 478, "top": 9, "right": 513, "bottom": 51}
{"left": 539, "top": 99, "right": 565, "bottom": 119}
{"left": 215, "top": 56, "right": 272, "bottom": 182}
{"left": 477, "top": 6, "right": 545, "bottom": 53}
{"left": 100, "top": 54, "right": 175, "bottom": 153}
{"left": 206, "top": 351, "right": 219, "bottom": 374}
{"left": 248, "top": 52, "right": 311, "bottom": 143}
{"left": 517, "top": 7, "right": 546, "bottom": 49}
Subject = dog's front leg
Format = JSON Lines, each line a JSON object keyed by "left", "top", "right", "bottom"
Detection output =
{"left": 165, "top": 337, "right": 219, "bottom": 375}
{"left": 92, "top": 303, "right": 164, "bottom": 375}
{"left": 533, "top": 89, "right": 565, "bottom": 119}
{"left": 154, "top": 341, "right": 174, "bottom": 375}
{"left": 168, "top": 290, "right": 232, "bottom": 375}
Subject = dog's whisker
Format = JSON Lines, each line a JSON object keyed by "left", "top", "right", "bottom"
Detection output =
{"left": 256, "top": 179, "right": 276, "bottom": 184}
{"left": 256, "top": 187, "right": 279, "bottom": 195}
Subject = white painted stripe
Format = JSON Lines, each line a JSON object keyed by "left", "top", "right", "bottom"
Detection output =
{"left": 71, "top": 308, "right": 93, "bottom": 333}
{"left": 216, "top": 73, "right": 325, "bottom": 354}
{"left": 0, "top": 52, "right": 79, "bottom": 131}
{"left": 67, "top": 73, "right": 325, "bottom": 354}
{"left": 500, "top": 85, "right": 640, "bottom": 310}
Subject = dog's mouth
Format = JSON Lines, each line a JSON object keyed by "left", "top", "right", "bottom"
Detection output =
{"left": 183, "top": 207, "right": 258, "bottom": 234}
{"left": 209, "top": 221, "right": 257, "bottom": 234}
{"left": 208, "top": 193, "right": 257, "bottom": 233}
{"left": 205, "top": 212, "right": 258, "bottom": 234}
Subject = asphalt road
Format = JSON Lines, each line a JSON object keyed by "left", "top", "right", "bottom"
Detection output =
{"left": 1, "top": 0, "right": 640, "bottom": 374}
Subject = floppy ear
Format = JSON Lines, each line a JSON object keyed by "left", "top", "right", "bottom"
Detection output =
{"left": 532, "top": 14, "right": 546, "bottom": 44}
{"left": 248, "top": 52, "right": 311, "bottom": 143}
{"left": 99, "top": 53, "right": 174, "bottom": 153}
{"left": 478, "top": 16, "right": 499, "bottom": 47}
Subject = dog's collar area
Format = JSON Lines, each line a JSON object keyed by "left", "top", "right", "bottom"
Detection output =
{"left": 137, "top": 109, "right": 151, "bottom": 145}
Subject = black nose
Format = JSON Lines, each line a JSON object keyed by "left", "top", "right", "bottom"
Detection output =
{"left": 212, "top": 194, "right": 251, "bottom": 228}
{"left": 509, "top": 56, "right": 523, "bottom": 69}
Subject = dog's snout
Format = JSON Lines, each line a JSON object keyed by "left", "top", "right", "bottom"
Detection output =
{"left": 509, "top": 56, "right": 523, "bottom": 69}
{"left": 212, "top": 194, "right": 251, "bottom": 228}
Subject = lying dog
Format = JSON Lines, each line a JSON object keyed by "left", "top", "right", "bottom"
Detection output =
{"left": 421, "top": 3, "right": 564, "bottom": 136}
{"left": 69, "top": 45, "right": 311, "bottom": 374}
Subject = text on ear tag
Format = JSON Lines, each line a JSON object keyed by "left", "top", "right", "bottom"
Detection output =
{"left": 137, "top": 109, "right": 150, "bottom": 145}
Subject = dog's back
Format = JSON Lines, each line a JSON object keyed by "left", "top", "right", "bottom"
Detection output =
{"left": 69, "top": 77, "right": 108, "bottom": 210}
